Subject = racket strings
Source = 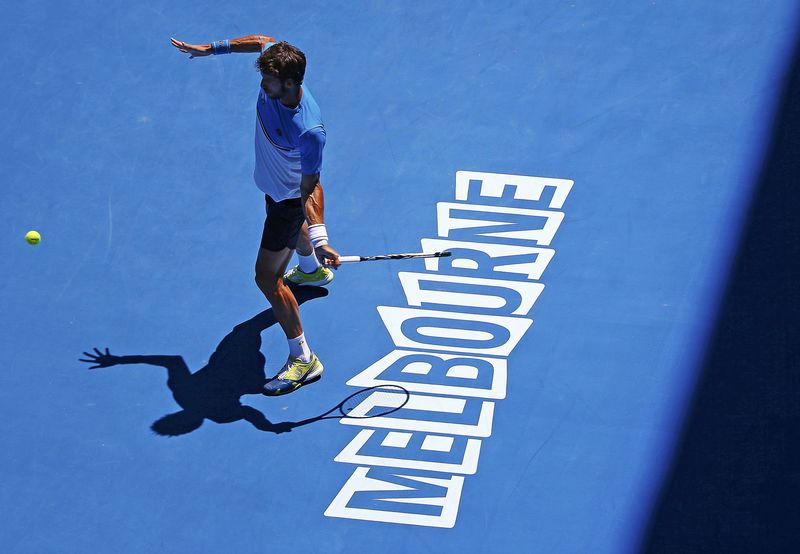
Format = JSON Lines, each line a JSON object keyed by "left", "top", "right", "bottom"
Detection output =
{"left": 339, "top": 385, "right": 409, "bottom": 418}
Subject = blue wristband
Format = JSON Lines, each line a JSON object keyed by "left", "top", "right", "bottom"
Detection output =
{"left": 211, "top": 40, "right": 231, "bottom": 55}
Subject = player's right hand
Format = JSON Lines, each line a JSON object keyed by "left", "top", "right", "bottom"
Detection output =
{"left": 170, "top": 37, "right": 211, "bottom": 58}
{"left": 316, "top": 244, "right": 342, "bottom": 269}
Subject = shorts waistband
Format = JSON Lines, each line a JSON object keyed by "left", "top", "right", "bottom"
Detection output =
{"left": 266, "top": 194, "right": 302, "bottom": 207}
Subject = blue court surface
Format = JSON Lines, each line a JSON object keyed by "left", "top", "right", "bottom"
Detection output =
{"left": 3, "top": 2, "right": 800, "bottom": 553}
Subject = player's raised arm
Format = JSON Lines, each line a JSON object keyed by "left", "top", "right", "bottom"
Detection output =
{"left": 170, "top": 35, "right": 275, "bottom": 58}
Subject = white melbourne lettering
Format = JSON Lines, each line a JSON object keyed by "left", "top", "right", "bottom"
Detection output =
{"left": 376, "top": 306, "right": 533, "bottom": 357}
{"left": 325, "top": 171, "right": 573, "bottom": 528}
{"left": 346, "top": 349, "right": 508, "bottom": 399}
{"left": 324, "top": 467, "right": 465, "bottom": 528}
{"left": 397, "top": 272, "right": 544, "bottom": 315}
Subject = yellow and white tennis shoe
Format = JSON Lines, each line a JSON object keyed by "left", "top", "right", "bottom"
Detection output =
{"left": 262, "top": 354, "right": 324, "bottom": 396}
{"left": 284, "top": 265, "right": 334, "bottom": 287}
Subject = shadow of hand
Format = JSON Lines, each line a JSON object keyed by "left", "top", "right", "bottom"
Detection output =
{"left": 79, "top": 347, "right": 123, "bottom": 369}
{"left": 241, "top": 405, "right": 295, "bottom": 434}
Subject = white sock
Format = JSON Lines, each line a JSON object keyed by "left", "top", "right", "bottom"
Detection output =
{"left": 288, "top": 333, "right": 312, "bottom": 362}
{"left": 298, "top": 252, "right": 321, "bottom": 274}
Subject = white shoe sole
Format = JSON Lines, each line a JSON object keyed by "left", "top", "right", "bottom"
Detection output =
{"left": 284, "top": 270, "right": 334, "bottom": 287}
{"left": 305, "top": 360, "right": 324, "bottom": 382}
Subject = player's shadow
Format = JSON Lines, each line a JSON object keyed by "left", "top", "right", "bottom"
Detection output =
{"left": 81, "top": 285, "right": 330, "bottom": 436}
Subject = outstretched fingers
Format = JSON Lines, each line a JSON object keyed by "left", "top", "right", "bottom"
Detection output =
{"left": 170, "top": 38, "right": 194, "bottom": 57}
{"left": 169, "top": 37, "right": 207, "bottom": 58}
{"left": 79, "top": 346, "right": 113, "bottom": 369}
{"left": 170, "top": 37, "right": 187, "bottom": 51}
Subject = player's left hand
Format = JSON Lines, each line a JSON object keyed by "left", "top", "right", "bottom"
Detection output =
{"left": 79, "top": 347, "right": 122, "bottom": 369}
{"left": 316, "top": 244, "right": 341, "bottom": 269}
{"left": 170, "top": 37, "right": 211, "bottom": 58}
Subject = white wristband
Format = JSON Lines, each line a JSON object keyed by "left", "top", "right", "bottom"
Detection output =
{"left": 308, "top": 224, "right": 329, "bottom": 247}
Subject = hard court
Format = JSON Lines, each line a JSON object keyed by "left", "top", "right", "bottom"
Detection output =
{"left": 2, "top": 2, "right": 799, "bottom": 552}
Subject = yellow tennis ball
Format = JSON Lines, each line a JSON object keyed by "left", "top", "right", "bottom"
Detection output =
{"left": 26, "top": 230, "right": 41, "bottom": 245}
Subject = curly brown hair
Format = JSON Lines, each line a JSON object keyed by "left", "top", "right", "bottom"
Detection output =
{"left": 255, "top": 41, "right": 306, "bottom": 85}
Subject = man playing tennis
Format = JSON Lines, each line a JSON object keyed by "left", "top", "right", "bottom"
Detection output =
{"left": 171, "top": 35, "right": 339, "bottom": 396}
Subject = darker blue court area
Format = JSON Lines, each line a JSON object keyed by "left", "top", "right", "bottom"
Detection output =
{"left": 2, "top": 2, "right": 799, "bottom": 552}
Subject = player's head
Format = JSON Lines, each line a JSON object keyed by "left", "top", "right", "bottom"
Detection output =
{"left": 150, "top": 410, "right": 204, "bottom": 436}
{"left": 256, "top": 41, "right": 306, "bottom": 99}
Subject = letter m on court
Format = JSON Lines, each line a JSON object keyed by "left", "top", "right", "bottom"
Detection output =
{"left": 325, "top": 466, "right": 465, "bottom": 528}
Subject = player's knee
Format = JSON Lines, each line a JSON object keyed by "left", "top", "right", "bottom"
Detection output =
{"left": 256, "top": 273, "right": 285, "bottom": 298}
{"left": 255, "top": 270, "right": 281, "bottom": 297}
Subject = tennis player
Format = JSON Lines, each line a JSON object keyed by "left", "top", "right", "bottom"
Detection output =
{"left": 171, "top": 35, "right": 339, "bottom": 396}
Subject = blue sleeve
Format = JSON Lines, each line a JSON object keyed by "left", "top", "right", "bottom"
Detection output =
{"left": 300, "top": 128, "right": 326, "bottom": 175}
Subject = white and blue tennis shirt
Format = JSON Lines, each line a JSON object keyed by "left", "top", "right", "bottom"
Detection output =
{"left": 253, "top": 41, "right": 326, "bottom": 202}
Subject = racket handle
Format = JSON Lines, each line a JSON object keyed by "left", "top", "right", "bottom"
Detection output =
{"left": 337, "top": 255, "right": 361, "bottom": 263}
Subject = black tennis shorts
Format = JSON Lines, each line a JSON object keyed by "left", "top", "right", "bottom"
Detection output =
{"left": 261, "top": 194, "right": 304, "bottom": 251}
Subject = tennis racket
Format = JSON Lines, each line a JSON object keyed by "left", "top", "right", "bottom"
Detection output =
{"left": 336, "top": 251, "right": 451, "bottom": 264}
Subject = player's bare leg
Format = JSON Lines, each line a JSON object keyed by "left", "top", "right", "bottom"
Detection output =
{"left": 296, "top": 223, "right": 313, "bottom": 257}
{"left": 255, "top": 246, "right": 302, "bottom": 338}
{"left": 284, "top": 222, "right": 335, "bottom": 286}
{"left": 256, "top": 246, "right": 324, "bottom": 395}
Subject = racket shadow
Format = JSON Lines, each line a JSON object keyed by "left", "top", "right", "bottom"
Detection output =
{"left": 255, "top": 385, "right": 411, "bottom": 434}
